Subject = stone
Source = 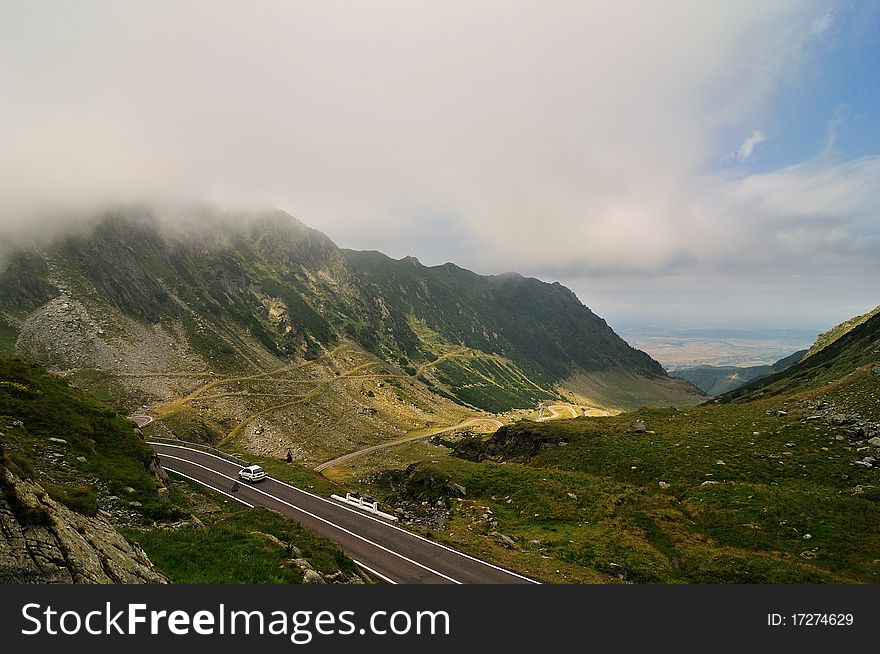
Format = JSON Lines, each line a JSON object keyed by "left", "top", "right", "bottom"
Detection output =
{"left": 776, "top": 410, "right": 789, "bottom": 417}
{"left": 802, "top": 533, "right": 812, "bottom": 540}
{"left": 701, "top": 480, "right": 720, "bottom": 487}
{"left": 868, "top": 437, "right": 880, "bottom": 447}
{"left": 628, "top": 421, "right": 647, "bottom": 433}
{"left": 301, "top": 569, "right": 325, "bottom": 584}
{"left": 0, "top": 466, "right": 167, "bottom": 584}
{"left": 449, "top": 482, "right": 467, "bottom": 497}
{"left": 658, "top": 481, "right": 671, "bottom": 490}
{"left": 48, "top": 437, "right": 67, "bottom": 444}
{"left": 566, "top": 492, "right": 578, "bottom": 500}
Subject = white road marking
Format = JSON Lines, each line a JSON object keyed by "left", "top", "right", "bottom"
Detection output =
{"left": 158, "top": 452, "right": 462, "bottom": 584}
{"left": 163, "top": 466, "right": 254, "bottom": 507}
{"left": 150, "top": 441, "right": 539, "bottom": 583}
{"left": 351, "top": 559, "right": 398, "bottom": 584}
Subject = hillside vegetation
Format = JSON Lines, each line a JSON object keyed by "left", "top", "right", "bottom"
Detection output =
{"left": 805, "top": 305, "right": 880, "bottom": 359}
{"left": 0, "top": 210, "right": 702, "bottom": 416}
{"left": 673, "top": 349, "right": 806, "bottom": 396}
{"left": 722, "top": 311, "right": 880, "bottom": 406}
{"left": 342, "top": 306, "right": 880, "bottom": 583}
{"left": 0, "top": 356, "right": 362, "bottom": 584}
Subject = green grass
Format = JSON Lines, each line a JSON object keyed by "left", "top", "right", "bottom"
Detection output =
{"left": 0, "top": 319, "right": 19, "bottom": 354}
{"left": 0, "top": 356, "right": 182, "bottom": 521}
{"left": 157, "top": 405, "right": 228, "bottom": 445}
{"left": 44, "top": 482, "right": 99, "bottom": 516}
{"left": 432, "top": 356, "right": 552, "bottom": 412}
{"left": 355, "top": 392, "right": 880, "bottom": 583}
{"left": 806, "top": 305, "right": 879, "bottom": 358}
{"left": 125, "top": 500, "right": 355, "bottom": 584}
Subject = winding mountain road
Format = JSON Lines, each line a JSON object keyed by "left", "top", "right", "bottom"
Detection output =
{"left": 314, "top": 417, "right": 504, "bottom": 472}
{"left": 150, "top": 441, "right": 535, "bottom": 584}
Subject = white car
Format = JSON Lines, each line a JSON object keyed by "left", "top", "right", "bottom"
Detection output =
{"left": 238, "top": 465, "right": 267, "bottom": 483}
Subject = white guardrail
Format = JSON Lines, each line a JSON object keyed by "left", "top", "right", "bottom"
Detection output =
{"left": 331, "top": 493, "right": 398, "bottom": 522}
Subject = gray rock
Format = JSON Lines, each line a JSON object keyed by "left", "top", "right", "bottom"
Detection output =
{"left": 48, "top": 437, "right": 67, "bottom": 444}
{"left": 301, "top": 569, "right": 325, "bottom": 584}
{"left": 658, "top": 481, "right": 671, "bottom": 490}
{"left": 449, "top": 482, "right": 467, "bottom": 497}
{"left": 868, "top": 437, "right": 880, "bottom": 447}
{"left": 0, "top": 466, "right": 167, "bottom": 584}
{"left": 628, "top": 421, "right": 647, "bottom": 434}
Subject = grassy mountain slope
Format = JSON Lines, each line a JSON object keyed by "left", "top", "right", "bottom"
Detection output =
{"left": 721, "top": 312, "right": 880, "bottom": 404}
{"left": 0, "top": 355, "right": 362, "bottom": 584}
{"left": 0, "top": 209, "right": 701, "bottom": 418}
{"left": 335, "top": 305, "right": 880, "bottom": 583}
{"left": 805, "top": 305, "right": 880, "bottom": 359}
{"left": 673, "top": 349, "right": 807, "bottom": 396}
{"left": 344, "top": 250, "right": 665, "bottom": 383}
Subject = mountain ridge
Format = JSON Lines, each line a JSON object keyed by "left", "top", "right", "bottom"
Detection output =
{"left": 0, "top": 208, "right": 702, "bottom": 416}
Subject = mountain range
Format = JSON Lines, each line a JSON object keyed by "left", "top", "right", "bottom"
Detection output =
{"left": 1, "top": 207, "right": 877, "bottom": 584}
{"left": 0, "top": 209, "right": 703, "bottom": 419}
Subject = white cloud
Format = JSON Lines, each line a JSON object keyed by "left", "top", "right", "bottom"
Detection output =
{"left": 736, "top": 130, "right": 767, "bottom": 161}
{"left": 1, "top": 0, "right": 872, "bottom": 328}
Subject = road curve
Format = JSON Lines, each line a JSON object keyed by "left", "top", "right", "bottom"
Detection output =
{"left": 150, "top": 442, "right": 535, "bottom": 585}
{"left": 129, "top": 414, "right": 154, "bottom": 428}
{"left": 314, "top": 418, "right": 504, "bottom": 472}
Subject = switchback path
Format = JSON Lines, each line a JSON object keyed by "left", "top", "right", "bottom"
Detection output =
{"left": 314, "top": 417, "right": 504, "bottom": 472}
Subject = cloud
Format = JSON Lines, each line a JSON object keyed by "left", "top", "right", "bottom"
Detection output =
{"left": 0, "top": 0, "right": 872, "bottom": 328}
{"left": 736, "top": 130, "right": 767, "bottom": 161}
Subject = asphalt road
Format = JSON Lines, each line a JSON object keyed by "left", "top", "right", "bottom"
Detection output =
{"left": 151, "top": 442, "right": 537, "bottom": 585}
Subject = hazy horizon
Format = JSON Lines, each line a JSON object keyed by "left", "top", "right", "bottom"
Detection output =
{"left": 2, "top": 1, "right": 878, "bottom": 332}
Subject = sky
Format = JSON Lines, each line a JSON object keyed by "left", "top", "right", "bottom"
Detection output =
{"left": 1, "top": 1, "right": 878, "bottom": 333}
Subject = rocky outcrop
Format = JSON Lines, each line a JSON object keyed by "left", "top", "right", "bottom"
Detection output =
{"left": 797, "top": 398, "right": 880, "bottom": 470}
{"left": 0, "top": 465, "right": 167, "bottom": 584}
{"left": 453, "top": 425, "right": 565, "bottom": 462}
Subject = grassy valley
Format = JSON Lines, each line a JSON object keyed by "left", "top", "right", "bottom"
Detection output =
{"left": 5, "top": 209, "right": 874, "bottom": 585}
{"left": 332, "top": 310, "right": 880, "bottom": 583}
